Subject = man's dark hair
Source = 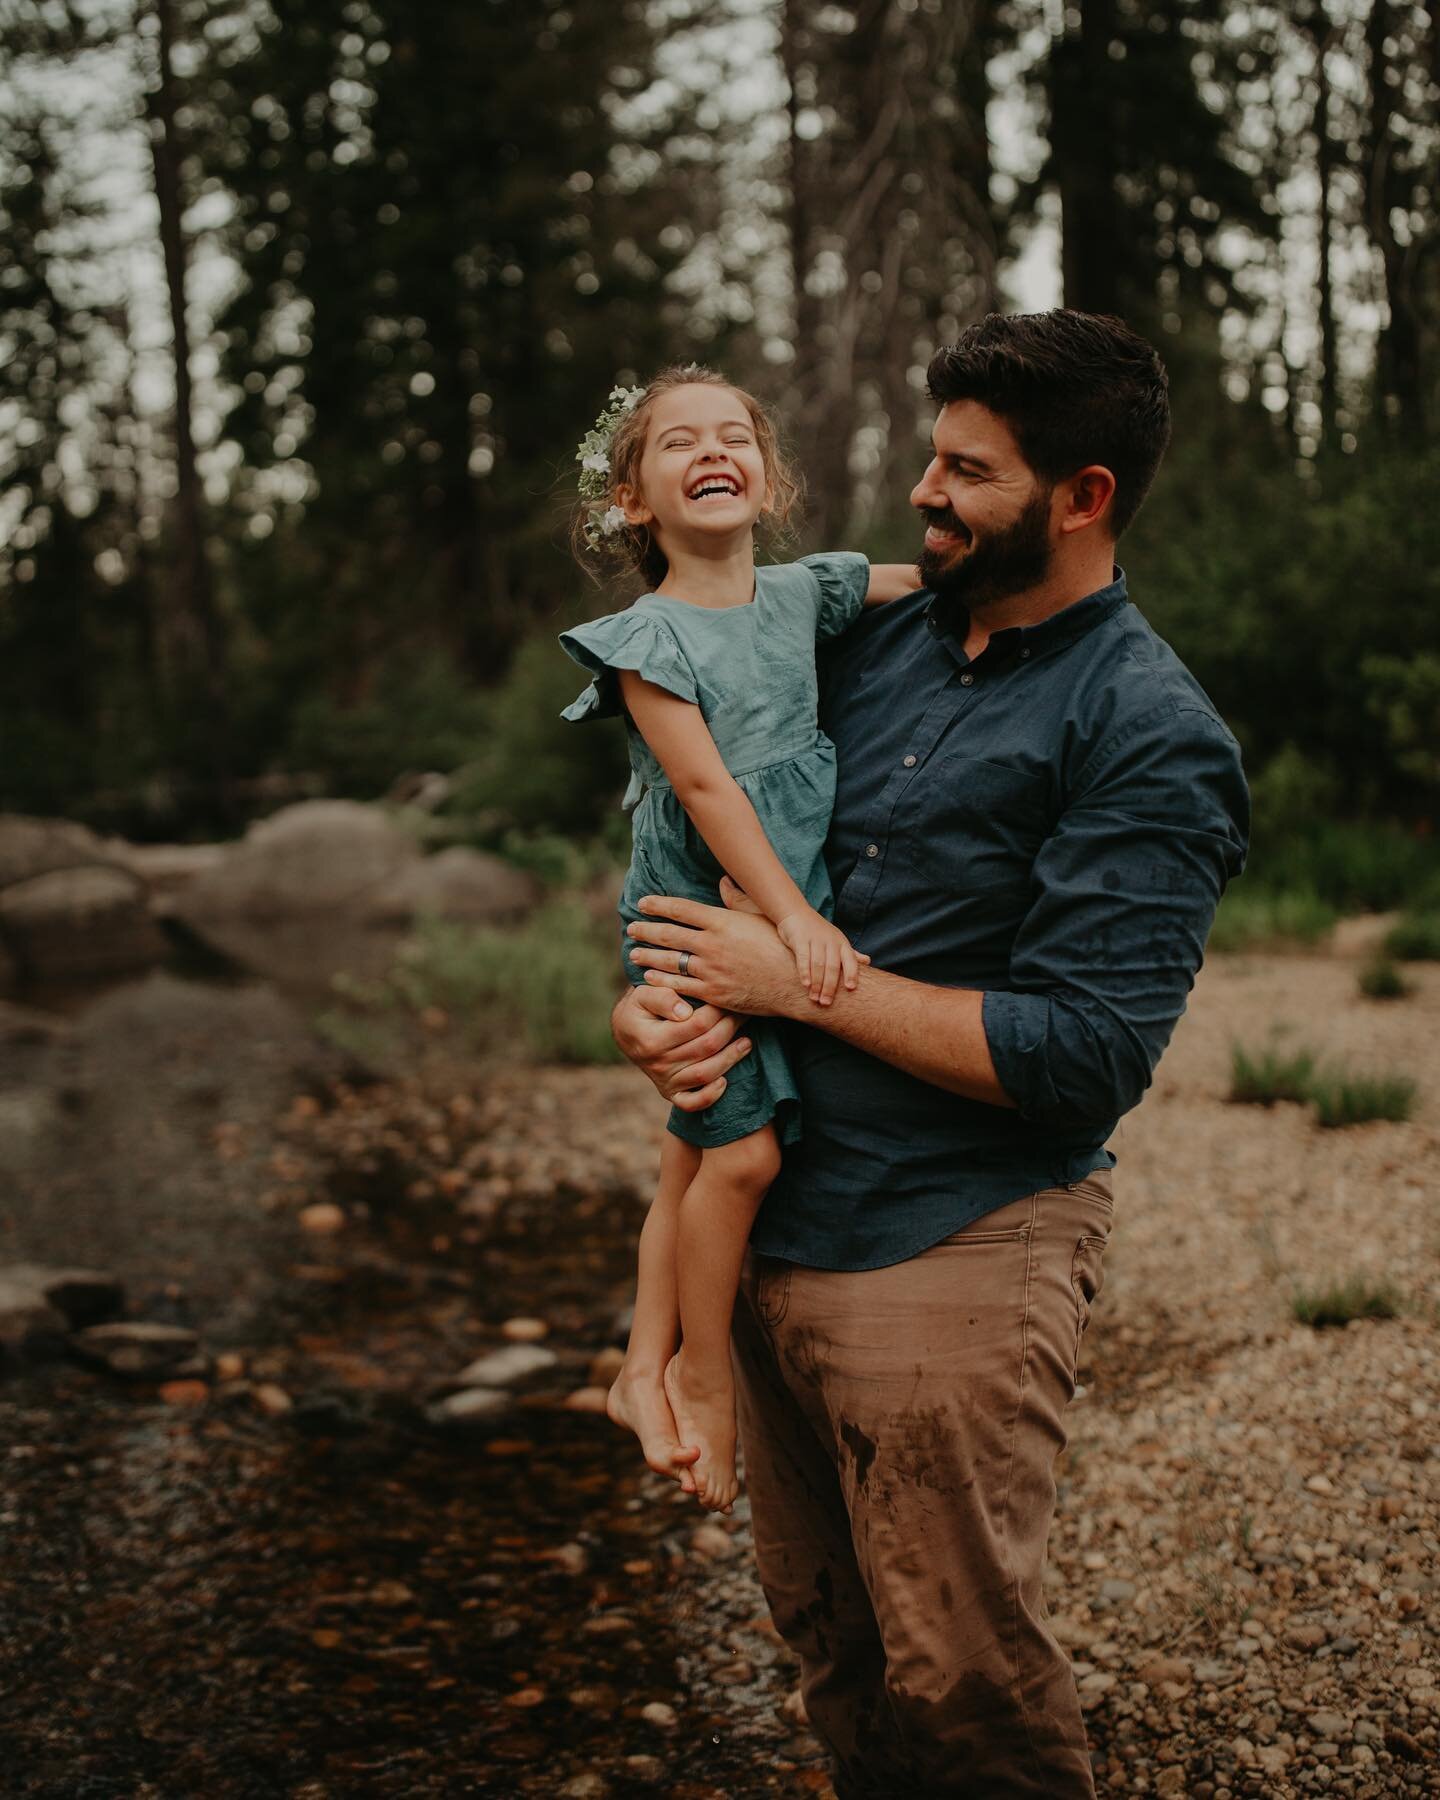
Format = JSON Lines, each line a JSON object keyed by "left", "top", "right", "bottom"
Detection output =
{"left": 926, "top": 310, "right": 1171, "bottom": 537}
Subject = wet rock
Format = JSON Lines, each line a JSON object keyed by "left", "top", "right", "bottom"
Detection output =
{"left": 0, "top": 1277, "right": 71, "bottom": 1364}
{"left": 70, "top": 1320, "right": 200, "bottom": 1377}
{"left": 426, "top": 1387, "right": 509, "bottom": 1426}
{"left": 1, "top": 1263, "right": 126, "bottom": 1329}
{"left": 454, "top": 1343, "right": 557, "bottom": 1387}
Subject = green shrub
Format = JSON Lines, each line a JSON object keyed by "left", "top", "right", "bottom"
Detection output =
{"left": 1385, "top": 910, "right": 1440, "bottom": 962}
{"left": 1357, "top": 956, "right": 1411, "bottom": 1000}
{"left": 1291, "top": 1277, "right": 1401, "bottom": 1329}
{"left": 1229, "top": 1043, "right": 1317, "bottom": 1105}
{"left": 328, "top": 902, "right": 624, "bottom": 1066}
{"left": 1308, "top": 1071, "right": 1416, "bottom": 1129}
{"left": 1208, "top": 889, "right": 1337, "bottom": 953}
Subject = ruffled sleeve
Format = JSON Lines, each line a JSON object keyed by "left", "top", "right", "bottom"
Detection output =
{"left": 558, "top": 608, "right": 699, "bottom": 723}
{"left": 800, "top": 552, "right": 871, "bottom": 641}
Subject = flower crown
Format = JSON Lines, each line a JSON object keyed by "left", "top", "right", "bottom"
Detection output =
{"left": 576, "top": 384, "right": 645, "bottom": 551}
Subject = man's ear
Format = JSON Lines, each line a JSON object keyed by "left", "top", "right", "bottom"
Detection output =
{"left": 1058, "top": 465, "right": 1117, "bottom": 536}
{"left": 617, "top": 483, "right": 653, "bottom": 527}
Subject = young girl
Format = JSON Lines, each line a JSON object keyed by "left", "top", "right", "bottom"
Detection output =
{"left": 559, "top": 365, "right": 918, "bottom": 1512}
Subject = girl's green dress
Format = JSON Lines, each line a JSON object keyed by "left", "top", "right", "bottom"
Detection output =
{"left": 559, "top": 552, "right": 871, "bottom": 1150}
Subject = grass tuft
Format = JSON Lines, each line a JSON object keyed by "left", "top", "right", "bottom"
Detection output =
{"left": 1291, "top": 1277, "right": 1401, "bottom": 1329}
{"left": 1384, "top": 909, "right": 1440, "bottom": 962}
{"left": 1308, "top": 1071, "right": 1416, "bottom": 1129}
{"left": 1228, "top": 1043, "right": 1317, "bottom": 1106}
{"left": 1207, "top": 889, "right": 1337, "bottom": 953}
{"left": 1357, "top": 955, "right": 1412, "bottom": 1001}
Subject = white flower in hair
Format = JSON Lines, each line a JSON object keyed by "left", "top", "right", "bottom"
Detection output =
{"left": 581, "top": 451, "right": 610, "bottom": 474}
{"left": 600, "top": 505, "right": 627, "bottom": 535}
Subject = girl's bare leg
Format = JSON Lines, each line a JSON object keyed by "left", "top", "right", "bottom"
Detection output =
{"left": 607, "top": 1132, "right": 703, "bottom": 1488}
{"left": 664, "top": 1124, "right": 782, "bottom": 1514}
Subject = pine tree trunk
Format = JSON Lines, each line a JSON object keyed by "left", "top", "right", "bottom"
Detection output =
{"left": 145, "top": 0, "right": 231, "bottom": 808}
{"left": 1308, "top": 14, "right": 1340, "bottom": 452}
{"left": 1365, "top": 0, "right": 1424, "bottom": 440}
{"left": 1051, "top": 0, "right": 1124, "bottom": 316}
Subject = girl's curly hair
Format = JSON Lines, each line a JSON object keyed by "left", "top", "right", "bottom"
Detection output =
{"left": 571, "top": 364, "right": 802, "bottom": 590}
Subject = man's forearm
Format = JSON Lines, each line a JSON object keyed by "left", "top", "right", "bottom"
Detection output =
{"left": 775, "top": 964, "right": 1015, "bottom": 1109}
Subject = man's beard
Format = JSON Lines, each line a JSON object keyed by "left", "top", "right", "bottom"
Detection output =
{"left": 916, "top": 488, "right": 1054, "bottom": 611}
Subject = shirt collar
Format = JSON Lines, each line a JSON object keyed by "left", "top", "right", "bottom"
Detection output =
{"left": 925, "top": 566, "right": 1130, "bottom": 666}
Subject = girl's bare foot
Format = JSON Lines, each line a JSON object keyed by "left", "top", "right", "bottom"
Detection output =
{"left": 606, "top": 1366, "right": 700, "bottom": 1492}
{"left": 663, "top": 1350, "right": 738, "bottom": 1514}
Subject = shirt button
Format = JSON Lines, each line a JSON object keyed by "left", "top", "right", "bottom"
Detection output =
{"left": 865, "top": 843, "right": 880, "bottom": 858}
{"left": 902, "top": 754, "right": 917, "bottom": 768}
{"left": 1020, "top": 648, "right": 1031, "bottom": 659}
{"left": 960, "top": 672, "right": 975, "bottom": 686}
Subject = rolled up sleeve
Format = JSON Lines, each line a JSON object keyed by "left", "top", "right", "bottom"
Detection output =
{"left": 982, "top": 705, "right": 1249, "bottom": 1130}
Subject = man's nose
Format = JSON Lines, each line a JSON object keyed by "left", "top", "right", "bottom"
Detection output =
{"left": 910, "top": 458, "right": 945, "bottom": 510}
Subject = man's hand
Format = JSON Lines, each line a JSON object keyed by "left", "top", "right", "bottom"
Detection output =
{"left": 625, "top": 891, "right": 802, "bottom": 1017}
{"left": 610, "top": 985, "right": 753, "bottom": 1111}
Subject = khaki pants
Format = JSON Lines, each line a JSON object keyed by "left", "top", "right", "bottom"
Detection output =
{"left": 733, "top": 1173, "right": 1113, "bottom": 1798}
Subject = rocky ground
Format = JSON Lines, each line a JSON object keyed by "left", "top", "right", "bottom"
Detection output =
{"left": 0, "top": 949, "right": 1436, "bottom": 1796}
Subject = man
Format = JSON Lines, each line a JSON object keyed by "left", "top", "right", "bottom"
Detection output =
{"left": 613, "top": 310, "right": 1248, "bottom": 1796}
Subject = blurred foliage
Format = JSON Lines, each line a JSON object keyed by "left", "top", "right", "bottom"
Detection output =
{"left": 1357, "top": 956, "right": 1410, "bottom": 1001}
{"left": 1385, "top": 911, "right": 1440, "bottom": 962}
{"left": 324, "top": 904, "right": 622, "bottom": 1066}
{"left": 1291, "top": 1277, "right": 1401, "bottom": 1329}
{"left": 1228, "top": 1041, "right": 1318, "bottom": 1106}
{"left": 1308, "top": 1069, "right": 1417, "bottom": 1129}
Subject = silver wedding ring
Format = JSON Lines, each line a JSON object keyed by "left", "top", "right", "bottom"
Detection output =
{"left": 677, "top": 950, "right": 692, "bottom": 977}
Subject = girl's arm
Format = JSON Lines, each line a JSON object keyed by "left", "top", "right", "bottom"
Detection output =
{"left": 618, "top": 669, "right": 860, "bottom": 1003}
{"left": 865, "top": 562, "right": 923, "bottom": 605}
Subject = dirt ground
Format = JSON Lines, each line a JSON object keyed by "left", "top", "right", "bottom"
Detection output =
{"left": 0, "top": 949, "right": 1436, "bottom": 1796}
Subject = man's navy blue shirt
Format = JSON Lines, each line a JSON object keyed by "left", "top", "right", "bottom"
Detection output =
{"left": 751, "top": 568, "right": 1250, "bottom": 1270}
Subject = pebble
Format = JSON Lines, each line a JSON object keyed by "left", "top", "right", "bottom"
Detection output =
{"left": 455, "top": 1343, "right": 557, "bottom": 1386}
{"left": 563, "top": 1386, "right": 610, "bottom": 1413}
{"left": 500, "top": 1316, "right": 550, "bottom": 1342}
{"left": 588, "top": 1345, "right": 626, "bottom": 1386}
{"left": 640, "top": 1701, "right": 678, "bottom": 1729}
{"left": 689, "top": 1522, "right": 735, "bottom": 1560}
{"left": 1284, "top": 1621, "right": 1329, "bottom": 1650}
{"left": 1306, "top": 1709, "right": 1348, "bottom": 1739}
{"left": 158, "top": 1378, "right": 209, "bottom": 1406}
{"left": 298, "top": 1202, "right": 346, "bottom": 1234}
{"left": 1137, "top": 1657, "right": 1193, "bottom": 1686}
{"left": 1156, "top": 1768, "right": 1186, "bottom": 1796}
{"left": 252, "top": 1382, "right": 293, "bottom": 1416}
{"left": 425, "top": 1387, "right": 508, "bottom": 1424}
{"left": 214, "top": 1351, "right": 246, "bottom": 1381}
{"left": 623, "top": 1755, "right": 665, "bottom": 1782}
{"left": 558, "top": 1778, "right": 608, "bottom": 1799}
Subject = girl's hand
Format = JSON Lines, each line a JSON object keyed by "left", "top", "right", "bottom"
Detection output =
{"left": 776, "top": 908, "right": 869, "bottom": 1006}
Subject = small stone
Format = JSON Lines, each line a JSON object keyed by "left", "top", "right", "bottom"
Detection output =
{"left": 1156, "top": 1768, "right": 1186, "bottom": 1796}
{"left": 298, "top": 1202, "right": 346, "bottom": 1234}
{"left": 1099, "top": 1577, "right": 1137, "bottom": 1605}
{"left": 623, "top": 1756, "right": 665, "bottom": 1783}
{"left": 455, "top": 1343, "right": 558, "bottom": 1386}
{"left": 500, "top": 1317, "right": 550, "bottom": 1343}
{"left": 1137, "top": 1656, "right": 1192, "bottom": 1687}
{"left": 1380, "top": 1494, "right": 1406, "bottom": 1520}
{"left": 640, "top": 1701, "right": 678, "bottom": 1729}
{"left": 253, "top": 1382, "right": 293, "bottom": 1415}
{"left": 558, "top": 1777, "right": 608, "bottom": 1798}
{"left": 1079, "top": 1671, "right": 1116, "bottom": 1700}
{"left": 158, "top": 1378, "right": 209, "bottom": 1407}
{"left": 1396, "top": 1589, "right": 1421, "bottom": 1614}
{"left": 426, "top": 1387, "right": 508, "bottom": 1425}
{"left": 689, "top": 1523, "right": 734, "bottom": 1560}
{"left": 563, "top": 1386, "right": 610, "bottom": 1413}
{"left": 214, "top": 1351, "right": 246, "bottom": 1381}
{"left": 1307, "top": 1710, "right": 1348, "bottom": 1740}
{"left": 1257, "top": 1746, "right": 1291, "bottom": 1775}
{"left": 1284, "top": 1621, "right": 1329, "bottom": 1650}
{"left": 1305, "top": 1473, "right": 1334, "bottom": 1494}
{"left": 506, "top": 1686, "right": 546, "bottom": 1708}
{"left": 546, "top": 1542, "right": 589, "bottom": 1575}
{"left": 713, "top": 1658, "right": 754, "bottom": 1686}
{"left": 588, "top": 1345, "right": 626, "bottom": 1386}
{"left": 70, "top": 1320, "right": 199, "bottom": 1378}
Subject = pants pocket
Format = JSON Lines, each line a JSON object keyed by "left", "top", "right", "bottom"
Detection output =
{"left": 1071, "top": 1234, "right": 1107, "bottom": 1386}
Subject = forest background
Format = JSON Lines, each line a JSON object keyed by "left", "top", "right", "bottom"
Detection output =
{"left": 3, "top": 0, "right": 1439, "bottom": 947}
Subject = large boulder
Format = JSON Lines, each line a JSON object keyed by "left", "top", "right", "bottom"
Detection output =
{"left": 0, "top": 814, "right": 115, "bottom": 887}
{"left": 169, "top": 800, "right": 418, "bottom": 922}
{"left": 363, "top": 846, "right": 540, "bottom": 926}
{"left": 0, "top": 865, "right": 170, "bottom": 984}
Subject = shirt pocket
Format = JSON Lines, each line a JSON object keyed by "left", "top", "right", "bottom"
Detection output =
{"left": 900, "top": 753, "right": 1052, "bottom": 897}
